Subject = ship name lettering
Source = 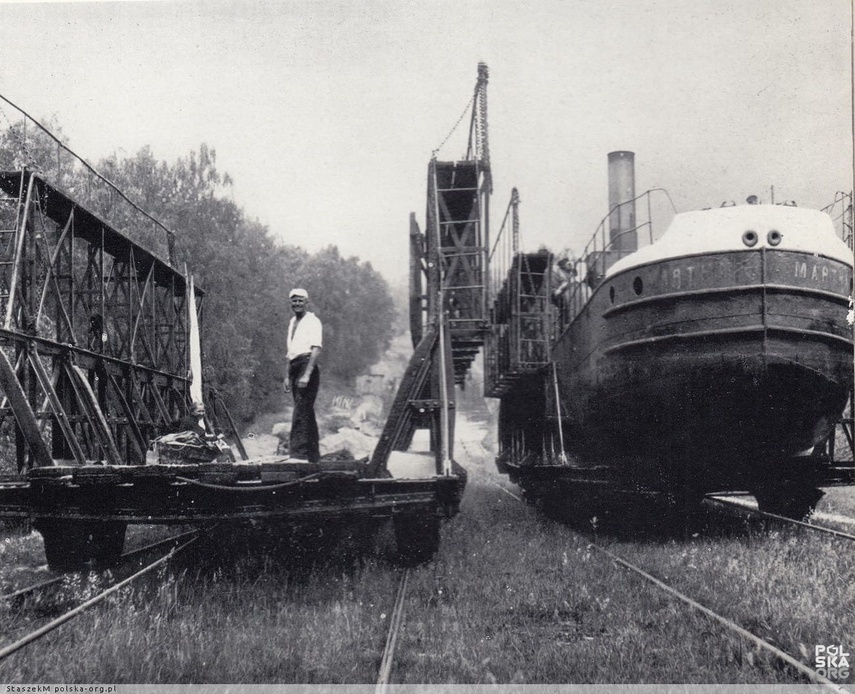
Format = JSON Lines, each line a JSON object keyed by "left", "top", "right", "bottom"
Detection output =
{"left": 662, "top": 264, "right": 699, "bottom": 289}
{"left": 794, "top": 260, "right": 845, "bottom": 287}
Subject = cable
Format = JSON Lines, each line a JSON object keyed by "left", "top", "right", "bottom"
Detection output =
{"left": 0, "top": 92, "right": 177, "bottom": 260}
{"left": 175, "top": 472, "right": 322, "bottom": 492}
{"left": 431, "top": 94, "right": 476, "bottom": 160}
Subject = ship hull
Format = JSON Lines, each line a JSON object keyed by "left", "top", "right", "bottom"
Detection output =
{"left": 550, "top": 247, "right": 852, "bottom": 493}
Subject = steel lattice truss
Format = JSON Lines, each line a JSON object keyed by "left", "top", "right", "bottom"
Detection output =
{"left": 0, "top": 171, "right": 197, "bottom": 471}
{"left": 414, "top": 159, "right": 490, "bottom": 383}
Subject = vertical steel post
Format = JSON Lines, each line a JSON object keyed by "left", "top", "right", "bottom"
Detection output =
{"left": 608, "top": 151, "right": 637, "bottom": 254}
{"left": 437, "top": 294, "right": 452, "bottom": 476}
{"left": 5, "top": 173, "right": 35, "bottom": 329}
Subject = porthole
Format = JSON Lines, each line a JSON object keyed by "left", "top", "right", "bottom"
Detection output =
{"left": 633, "top": 277, "right": 643, "bottom": 296}
{"left": 742, "top": 230, "right": 758, "bottom": 247}
{"left": 609, "top": 286, "right": 615, "bottom": 303}
{"left": 767, "top": 229, "right": 782, "bottom": 246}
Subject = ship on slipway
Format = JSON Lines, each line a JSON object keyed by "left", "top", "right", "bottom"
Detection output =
{"left": 486, "top": 149, "right": 854, "bottom": 521}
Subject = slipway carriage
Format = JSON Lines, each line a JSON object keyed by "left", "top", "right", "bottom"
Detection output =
{"left": 0, "top": 162, "right": 467, "bottom": 569}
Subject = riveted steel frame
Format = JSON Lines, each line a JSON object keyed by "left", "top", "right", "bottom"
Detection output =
{"left": 0, "top": 171, "right": 198, "bottom": 471}
{"left": 422, "top": 159, "right": 490, "bottom": 382}
{"left": 425, "top": 159, "right": 489, "bottom": 330}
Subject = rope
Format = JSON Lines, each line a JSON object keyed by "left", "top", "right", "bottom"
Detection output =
{"left": 432, "top": 94, "right": 476, "bottom": 159}
{"left": 551, "top": 361, "right": 567, "bottom": 463}
{"left": 175, "top": 472, "right": 322, "bottom": 492}
{"left": 488, "top": 193, "right": 515, "bottom": 261}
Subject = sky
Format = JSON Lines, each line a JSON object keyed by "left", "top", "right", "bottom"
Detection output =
{"left": 0, "top": 0, "right": 851, "bottom": 284}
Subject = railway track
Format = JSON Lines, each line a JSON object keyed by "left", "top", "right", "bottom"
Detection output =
{"left": 470, "top": 432, "right": 854, "bottom": 691}
{"left": 375, "top": 568, "right": 410, "bottom": 693}
{"left": 490, "top": 478, "right": 851, "bottom": 690}
{"left": 0, "top": 531, "right": 199, "bottom": 662}
{"left": 1, "top": 425, "right": 849, "bottom": 684}
{"left": 0, "top": 529, "right": 200, "bottom": 603}
{"left": 705, "top": 496, "right": 855, "bottom": 543}
{"left": 1, "top": 522, "right": 418, "bottom": 684}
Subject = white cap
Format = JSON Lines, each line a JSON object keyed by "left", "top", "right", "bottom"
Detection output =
{"left": 289, "top": 288, "right": 308, "bottom": 299}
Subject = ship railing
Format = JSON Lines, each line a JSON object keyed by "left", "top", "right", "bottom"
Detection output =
{"left": 552, "top": 188, "right": 677, "bottom": 337}
{"left": 0, "top": 93, "right": 177, "bottom": 264}
{"left": 485, "top": 188, "right": 676, "bottom": 393}
{"left": 821, "top": 191, "right": 853, "bottom": 250}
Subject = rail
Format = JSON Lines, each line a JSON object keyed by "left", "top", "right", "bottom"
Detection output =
{"left": 706, "top": 496, "right": 855, "bottom": 542}
{"left": 492, "top": 479, "right": 851, "bottom": 691}
{"left": 375, "top": 569, "right": 410, "bottom": 692}
{"left": 0, "top": 529, "right": 199, "bottom": 602}
{"left": 0, "top": 534, "right": 199, "bottom": 662}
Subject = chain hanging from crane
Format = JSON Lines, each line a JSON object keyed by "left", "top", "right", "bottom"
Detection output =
{"left": 432, "top": 63, "right": 491, "bottom": 181}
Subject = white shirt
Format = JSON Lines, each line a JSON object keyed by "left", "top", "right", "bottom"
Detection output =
{"left": 287, "top": 311, "right": 323, "bottom": 360}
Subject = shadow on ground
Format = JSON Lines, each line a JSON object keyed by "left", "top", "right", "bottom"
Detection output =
{"left": 531, "top": 492, "right": 782, "bottom": 544}
{"left": 171, "top": 518, "right": 400, "bottom": 582}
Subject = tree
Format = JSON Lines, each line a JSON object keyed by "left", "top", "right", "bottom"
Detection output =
{"left": 0, "top": 120, "right": 398, "bottom": 425}
{"left": 294, "top": 246, "right": 397, "bottom": 382}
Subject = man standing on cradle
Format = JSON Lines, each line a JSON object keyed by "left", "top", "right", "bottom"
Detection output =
{"left": 283, "top": 288, "right": 323, "bottom": 463}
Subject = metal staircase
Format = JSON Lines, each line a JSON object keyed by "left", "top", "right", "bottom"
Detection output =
{"left": 425, "top": 158, "right": 490, "bottom": 382}
{"left": 484, "top": 189, "right": 552, "bottom": 398}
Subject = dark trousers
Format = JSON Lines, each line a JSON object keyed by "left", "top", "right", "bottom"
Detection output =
{"left": 289, "top": 354, "right": 320, "bottom": 462}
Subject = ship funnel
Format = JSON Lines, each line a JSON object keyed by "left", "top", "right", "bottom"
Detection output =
{"left": 608, "top": 151, "right": 637, "bottom": 253}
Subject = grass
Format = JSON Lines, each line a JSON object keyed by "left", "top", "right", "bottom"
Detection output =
{"left": 818, "top": 486, "right": 855, "bottom": 518}
{"left": 0, "top": 413, "right": 853, "bottom": 683}
{"left": 392, "top": 477, "right": 819, "bottom": 683}
{"left": 0, "top": 526, "right": 47, "bottom": 592}
{"left": 391, "top": 421, "right": 855, "bottom": 684}
{"left": 0, "top": 530, "right": 401, "bottom": 683}
{"left": 0, "top": 524, "right": 197, "bottom": 598}
{"left": 612, "top": 528, "right": 854, "bottom": 678}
